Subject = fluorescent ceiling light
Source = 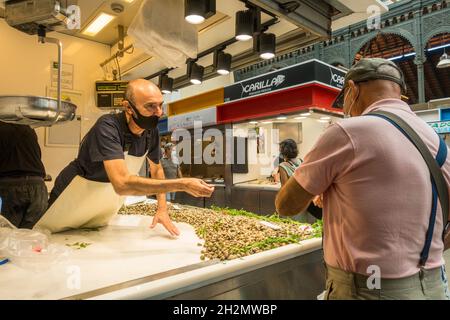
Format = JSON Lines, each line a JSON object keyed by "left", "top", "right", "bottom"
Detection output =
{"left": 123, "top": 0, "right": 136, "bottom": 3}
{"left": 388, "top": 55, "right": 403, "bottom": 61}
{"left": 276, "top": 116, "right": 287, "bottom": 120}
{"left": 82, "top": 13, "right": 115, "bottom": 36}
{"left": 249, "top": 121, "right": 258, "bottom": 124}
{"left": 301, "top": 112, "right": 311, "bottom": 116}
{"left": 428, "top": 43, "right": 450, "bottom": 52}
{"left": 262, "top": 121, "right": 272, "bottom": 124}
{"left": 294, "top": 116, "right": 307, "bottom": 120}
{"left": 320, "top": 116, "right": 331, "bottom": 120}
{"left": 318, "top": 119, "right": 330, "bottom": 123}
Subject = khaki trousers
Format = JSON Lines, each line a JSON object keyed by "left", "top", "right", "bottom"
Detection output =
{"left": 325, "top": 264, "right": 448, "bottom": 300}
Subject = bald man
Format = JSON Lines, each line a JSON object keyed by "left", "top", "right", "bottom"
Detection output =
{"left": 49, "top": 79, "right": 214, "bottom": 236}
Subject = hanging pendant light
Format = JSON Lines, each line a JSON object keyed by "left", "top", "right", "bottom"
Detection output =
{"left": 185, "top": 0, "right": 216, "bottom": 25}
{"left": 159, "top": 74, "right": 174, "bottom": 94}
{"left": 214, "top": 51, "right": 232, "bottom": 75}
{"left": 258, "top": 33, "right": 276, "bottom": 60}
{"left": 235, "top": 10, "right": 254, "bottom": 41}
{"left": 437, "top": 52, "right": 450, "bottom": 69}
{"left": 188, "top": 61, "right": 204, "bottom": 85}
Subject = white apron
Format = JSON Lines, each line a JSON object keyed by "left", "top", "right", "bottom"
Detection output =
{"left": 34, "top": 152, "right": 147, "bottom": 233}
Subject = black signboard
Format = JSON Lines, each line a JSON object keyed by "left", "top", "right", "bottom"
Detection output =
{"left": 224, "top": 59, "right": 346, "bottom": 103}
{"left": 95, "top": 80, "right": 129, "bottom": 109}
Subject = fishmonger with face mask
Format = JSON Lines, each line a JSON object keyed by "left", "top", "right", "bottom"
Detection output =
{"left": 49, "top": 79, "right": 214, "bottom": 236}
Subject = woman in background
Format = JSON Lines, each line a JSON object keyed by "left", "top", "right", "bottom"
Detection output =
{"left": 278, "top": 139, "right": 322, "bottom": 221}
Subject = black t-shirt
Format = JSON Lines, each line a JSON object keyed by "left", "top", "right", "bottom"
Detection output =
{"left": 0, "top": 122, "right": 46, "bottom": 178}
{"left": 73, "top": 112, "right": 160, "bottom": 182}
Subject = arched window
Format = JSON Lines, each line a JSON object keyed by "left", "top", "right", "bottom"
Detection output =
{"left": 353, "top": 33, "right": 418, "bottom": 103}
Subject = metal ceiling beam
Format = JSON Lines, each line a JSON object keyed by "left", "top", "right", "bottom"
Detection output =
{"left": 246, "top": 0, "right": 332, "bottom": 38}
{"left": 144, "top": 18, "right": 279, "bottom": 82}
{"left": 322, "top": 0, "right": 352, "bottom": 20}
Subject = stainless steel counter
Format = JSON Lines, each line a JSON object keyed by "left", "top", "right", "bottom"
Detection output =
{"left": 233, "top": 182, "right": 281, "bottom": 191}
{"left": 0, "top": 214, "right": 324, "bottom": 300}
{"left": 86, "top": 238, "right": 324, "bottom": 300}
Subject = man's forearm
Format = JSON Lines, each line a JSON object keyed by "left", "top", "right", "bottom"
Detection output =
{"left": 275, "top": 177, "right": 314, "bottom": 216}
{"left": 116, "top": 175, "right": 185, "bottom": 196}
{"left": 154, "top": 165, "right": 167, "bottom": 208}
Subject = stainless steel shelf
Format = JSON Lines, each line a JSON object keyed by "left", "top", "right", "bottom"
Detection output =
{"left": 0, "top": 95, "right": 77, "bottom": 127}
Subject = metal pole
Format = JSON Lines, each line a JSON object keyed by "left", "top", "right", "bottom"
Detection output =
{"left": 38, "top": 27, "right": 62, "bottom": 125}
{"left": 100, "top": 44, "right": 133, "bottom": 68}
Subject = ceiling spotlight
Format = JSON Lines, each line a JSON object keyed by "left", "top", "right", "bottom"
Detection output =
{"left": 188, "top": 61, "right": 204, "bottom": 85}
{"left": 437, "top": 52, "right": 450, "bottom": 69}
{"left": 235, "top": 10, "right": 254, "bottom": 41}
{"left": 159, "top": 74, "right": 174, "bottom": 94}
{"left": 214, "top": 51, "right": 232, "bottom": 75}
{"left": 258, "top": 33, "right": 276, "bottom": 60}
{"left": 185, "top": 0, "right": 216, "bottom": 25}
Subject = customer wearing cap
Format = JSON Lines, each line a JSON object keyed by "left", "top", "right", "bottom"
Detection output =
{"left": 276, "top": 58, "right": 450, "bottom": 299}
{"left": 49, "top": 79, "right": 214, "bottom": 236}
{"left": 0, "top": 122, "right": 48, "bottom": 228}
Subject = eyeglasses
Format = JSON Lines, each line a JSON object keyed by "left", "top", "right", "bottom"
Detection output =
{"left": 332, "top": 80, "right": 369, "bottom": 109}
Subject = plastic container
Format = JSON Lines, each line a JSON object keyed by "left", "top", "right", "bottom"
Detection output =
{"left": 0, "top": 210, "right": 13, "bottom": 266}
{"left": 6, "top": 229, "right": 69, "bottom": 271}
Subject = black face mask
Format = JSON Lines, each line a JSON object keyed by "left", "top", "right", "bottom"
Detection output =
{"left": 127, "top": 100, "right": 160, "bottom": 130}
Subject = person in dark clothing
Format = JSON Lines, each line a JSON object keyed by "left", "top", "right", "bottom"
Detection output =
{"left": 0, "top": 122, "right": 48, "bottom": 228}
{"left": 49, "top": 79, "right": 214, "bottom": 236}
{"left": 160, "top": 143, "right": 182, "bottom": 202}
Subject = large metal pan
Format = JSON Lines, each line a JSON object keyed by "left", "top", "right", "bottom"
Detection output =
{"left": 0, "top": 95, "right": 77, "bottom": 127}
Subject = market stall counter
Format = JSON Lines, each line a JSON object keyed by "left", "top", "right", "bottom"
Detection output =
{"left": 0, "top": 202, "right": 324, "bottom": 300}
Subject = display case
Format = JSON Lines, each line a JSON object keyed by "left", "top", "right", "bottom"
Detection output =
{"left": 230, "top": 110, "right": 342, "bottom": 216}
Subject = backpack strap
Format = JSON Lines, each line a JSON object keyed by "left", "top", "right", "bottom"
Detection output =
{"left": 366, "top": 110, "right": 449, "bottom": 265}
